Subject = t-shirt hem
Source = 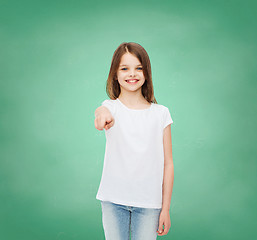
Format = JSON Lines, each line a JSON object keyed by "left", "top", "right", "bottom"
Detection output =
{"left": 163, "top": 120, "right": 173, "bottom": 129}
{"left": 96, "top": 195, "right": 162, "bottom": 209}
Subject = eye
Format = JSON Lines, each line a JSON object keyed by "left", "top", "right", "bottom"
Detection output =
{"left": 120, "top": 67, "right": 142, "bottom": 71}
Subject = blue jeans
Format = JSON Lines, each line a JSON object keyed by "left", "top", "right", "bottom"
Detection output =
{"left": 100, "top": 200, "right": 162, "bottom": 240}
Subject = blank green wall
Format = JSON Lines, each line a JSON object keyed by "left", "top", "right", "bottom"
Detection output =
{"left": 1, "top": 0, "right": 256, "bottom": 239}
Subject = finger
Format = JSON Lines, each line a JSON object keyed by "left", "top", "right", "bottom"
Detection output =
{"left": 101, "top": 120, "right": 109, "bottom": 130}
{"left": 107, "top": 120, "right": 114, "bottom": 128}
{"left": 94, "top": 117, "right": 104, "bottom": 130}
{"left": 158, "top": 225, "right": 169, "bottom": 236}
{"left": 105, "top": 119, "right": 115, "bottom": 130}
{"left": 94, "top": 118, "right": 98, "bottom": 129}
{"left": 157, "top": 231, "right": 164, "bottom": 236}
{"left": 104, "top": 122, "right": 111, "bottom": 130}
{"left": 95, "top": 118, "right": 103, "bottom": 130}
{"left": 163, "top": 227, "right": 169, "bottom": 235}
{"left": 105, "top": 116, "right": 113, "bottom": 123}
{"left": 157, "top": 230, "right": 165, "bottom": 236}
{"left": 157, "top": 225, "right": 163, "bottom": 234}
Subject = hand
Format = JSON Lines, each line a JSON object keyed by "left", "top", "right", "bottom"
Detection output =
{"left": 156, "top": 209, "right": 171, "bottom": 236}
{"left": 95, "top": 108, "right": 115, "bottom": 131}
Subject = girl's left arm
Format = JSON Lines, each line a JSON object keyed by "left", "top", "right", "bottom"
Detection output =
{"left": 162, "top": 124, "right": 174, "bottom": 211}
{"left": 157, "top": 124, "right": 174, "bottom": 236}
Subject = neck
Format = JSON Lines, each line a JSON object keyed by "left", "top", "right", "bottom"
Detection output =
{"left": 118, "top": 91, "right": 146, "bottom": 105}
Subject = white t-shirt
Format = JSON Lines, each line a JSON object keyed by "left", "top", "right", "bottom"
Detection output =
{"left": 96, "top": 98, "right": 173, "bottom": 209}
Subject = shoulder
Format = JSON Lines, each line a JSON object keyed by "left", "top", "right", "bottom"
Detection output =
{"left": 101, "top": 99, "right": 118, "bottom": 107}
{"left": 151, "top": 102, "right": 168, "bottom": 112}
{"left": 155, "top": 103, "right": 173, "bottom": 128}
{"left": 152, "top": 103, "right": 173, "bottom": 124}
{"left": 102, "top": 99, "right": 117, "bottom": 104}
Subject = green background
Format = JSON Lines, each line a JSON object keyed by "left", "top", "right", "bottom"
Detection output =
{"left": 1, "top": 0, "right": 256, "bottom": 239}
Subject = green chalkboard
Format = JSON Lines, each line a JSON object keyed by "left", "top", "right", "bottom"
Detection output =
{"left": 1, "top": 0, "right": 256, "bottom": 239}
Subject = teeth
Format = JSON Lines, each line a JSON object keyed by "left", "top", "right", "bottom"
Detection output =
{"left": 127, "top": 80, "right": 137, "bottom": 82}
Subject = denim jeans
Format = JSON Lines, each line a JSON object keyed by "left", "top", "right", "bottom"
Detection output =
{"left": 100, "top": 200, "right": 162, "bottom": 240}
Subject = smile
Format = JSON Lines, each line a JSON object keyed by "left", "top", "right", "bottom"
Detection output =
{"left": 126, "top": 79, "right": 139, "bottom": 83}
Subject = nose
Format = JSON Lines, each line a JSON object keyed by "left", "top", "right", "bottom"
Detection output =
{"left": 129, "top": 69, "right": 136, "bottom": 77}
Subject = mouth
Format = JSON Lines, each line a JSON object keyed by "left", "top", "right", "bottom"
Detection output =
{"left": 125, "top": 79, "right": 139, "bottom": 84}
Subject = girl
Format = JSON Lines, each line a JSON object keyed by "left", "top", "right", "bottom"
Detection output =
{"left": 94, "top": 42, "right": 174, "bottom": 240}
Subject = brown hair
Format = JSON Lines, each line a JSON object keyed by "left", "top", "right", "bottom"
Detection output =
{"left": 105, "top": 42, "right": 157, "bottom": 104}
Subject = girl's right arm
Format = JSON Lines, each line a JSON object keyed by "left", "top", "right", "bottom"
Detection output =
{"left": 94, "top": 106, "right": 115, "bottom": 131}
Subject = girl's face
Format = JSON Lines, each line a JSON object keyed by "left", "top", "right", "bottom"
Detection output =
{"left": 116, "top": 52, "right": 145, "bottom": 94}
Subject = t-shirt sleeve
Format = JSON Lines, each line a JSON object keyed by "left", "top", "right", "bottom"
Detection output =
{"left": 163, "top": 106, "right": 173, "bottom": 129}
{"left": 101, "top": 99, "right": 116, "bottom": 116}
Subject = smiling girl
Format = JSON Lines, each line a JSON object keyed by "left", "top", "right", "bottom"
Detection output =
{"left": 94, "top": 42, "right": 174, "bottom": 239}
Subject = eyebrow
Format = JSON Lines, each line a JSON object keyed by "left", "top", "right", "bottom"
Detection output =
{"left": 120, "top": 64, "right": 142, "bottom": 66}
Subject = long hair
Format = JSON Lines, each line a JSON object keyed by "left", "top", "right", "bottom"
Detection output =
{"left": 105, "top": 42, "right": 157, "bottom": 104}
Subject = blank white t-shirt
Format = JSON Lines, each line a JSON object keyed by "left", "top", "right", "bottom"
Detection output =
{"left": 96, "top": 98, "right": 173, "bottom": 209}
